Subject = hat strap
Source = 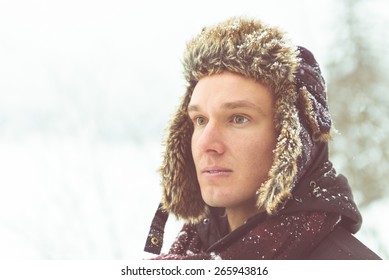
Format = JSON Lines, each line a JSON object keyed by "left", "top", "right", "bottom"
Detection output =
{"left": 144, "top": 203, "right": 169, "bottom": 254}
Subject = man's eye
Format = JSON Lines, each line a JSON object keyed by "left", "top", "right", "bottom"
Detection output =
{"left": 195, "top": 117, "right": 207, "bottom": 126}
{"left": 232, "top": 115, "right": 249, "bottom": 124}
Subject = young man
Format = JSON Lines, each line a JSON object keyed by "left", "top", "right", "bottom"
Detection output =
{"left": 144, "top": 17, "right": 381, "bottom": 259}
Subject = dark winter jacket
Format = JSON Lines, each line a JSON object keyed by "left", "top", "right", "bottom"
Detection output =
{"left": 145, "top": 173, "right": 381, "bottom": 259}
{"left": 145, "top": 146, "right": 381, "bottom": 260}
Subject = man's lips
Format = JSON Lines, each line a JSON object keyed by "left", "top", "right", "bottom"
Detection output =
{"left": 201, "top": 167, "right": 233, "bottom": 175}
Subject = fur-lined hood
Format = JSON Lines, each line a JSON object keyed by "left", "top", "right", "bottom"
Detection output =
{"left": 160, "top": 17, "right": 332, "bottom": 223}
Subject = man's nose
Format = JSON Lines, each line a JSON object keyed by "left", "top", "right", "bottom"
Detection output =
{"left": 196, "top": 120, "right": 225, "bottom": 155}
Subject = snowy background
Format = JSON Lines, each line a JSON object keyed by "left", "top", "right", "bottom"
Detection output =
{"left": 0, "top": 0, "right": 388, "bottom": 259}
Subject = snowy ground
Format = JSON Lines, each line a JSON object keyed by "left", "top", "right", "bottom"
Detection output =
{"left": 0, "top": 136, "right": 163, "bottom": 259}
{"left": 0, "top": 137, "right": 387, "bottom": 259}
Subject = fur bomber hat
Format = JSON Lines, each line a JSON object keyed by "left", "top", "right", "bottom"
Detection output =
{"left": 160, "top": 17, "right": 332, "bottom": 223}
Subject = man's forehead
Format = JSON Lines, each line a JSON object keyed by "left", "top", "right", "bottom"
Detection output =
{"left": 188, "top": 72, "right": 274, "bottom": 114}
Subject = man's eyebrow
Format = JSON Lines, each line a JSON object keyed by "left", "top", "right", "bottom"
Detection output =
{"left": 188, "top": 101, "right": 264, "bottom": 114}
{"left": 221, "top": 100, "right": 262, "bottom": 112}
{"left": 187, "top": 104, "right": 200, "bottom": 113}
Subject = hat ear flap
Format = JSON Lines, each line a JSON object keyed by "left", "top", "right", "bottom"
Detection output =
{"left": 298, "top": 86, "right": 332, "bottom": 142}
{"left": 160, "top": 90, "right": 208, "bottom": 223}
{"left": 296, "top": 46, "right": 332, "bottom": 142}
{"left": 256, "top": 85, "right": 302, "bottom": 215}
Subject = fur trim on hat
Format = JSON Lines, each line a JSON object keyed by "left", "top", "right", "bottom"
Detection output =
{"left": 160, "top": 17, "right": 331, "bottom": 223}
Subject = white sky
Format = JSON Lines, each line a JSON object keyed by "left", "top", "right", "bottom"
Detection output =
{"left": 0, "top": 0, "right": 335, "bottom": 108}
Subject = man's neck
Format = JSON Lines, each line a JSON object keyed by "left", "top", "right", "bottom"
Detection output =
{"left": 226, "top": 204, "right": 262, "bottom": 232}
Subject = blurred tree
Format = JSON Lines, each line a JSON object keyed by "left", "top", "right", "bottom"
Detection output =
{"left": 326, "top": 0, "right": 389, "bottom": 207}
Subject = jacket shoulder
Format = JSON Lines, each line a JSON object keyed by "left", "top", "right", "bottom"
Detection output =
{"left": 308, "top": 226, "right": 381, "bottom": 260}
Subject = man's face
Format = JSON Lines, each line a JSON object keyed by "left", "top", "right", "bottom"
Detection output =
{"left": 188, "top": 71, "right": 277, "bottom": 213}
